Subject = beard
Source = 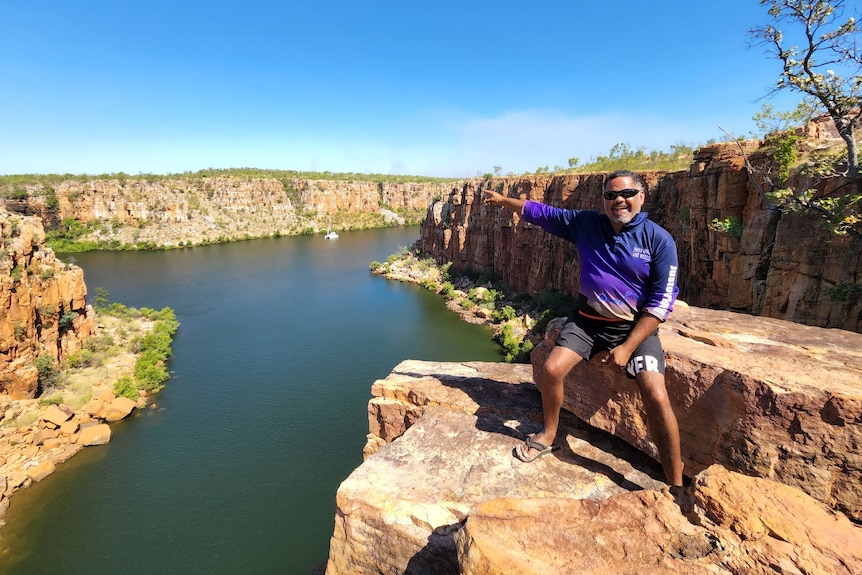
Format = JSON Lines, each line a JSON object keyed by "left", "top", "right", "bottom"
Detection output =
{"left": 608, "top": 204, "right": 638, "bottom": 225}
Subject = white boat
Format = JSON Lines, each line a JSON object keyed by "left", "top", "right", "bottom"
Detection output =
{"left": 325, "top": 216, "right": 339, "bottom": 239}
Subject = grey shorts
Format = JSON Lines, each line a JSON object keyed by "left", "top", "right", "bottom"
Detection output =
{"left": 555, "top": 313, "right": 666, "bottom": 378}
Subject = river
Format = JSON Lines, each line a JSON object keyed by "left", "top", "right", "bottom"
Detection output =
{"left": 0, "top": 226, "right": 502, "bottom": 574}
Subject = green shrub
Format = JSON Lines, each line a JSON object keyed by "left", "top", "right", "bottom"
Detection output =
{"left": 114, "top": 375, "right": 138, "bottom": 400}
{"left": 38, "top": 393, "right": 64, "bottom": 407}
{"left": 35, "top": 354, "right": 58, "bottom": 386}
{"left": 531, "top": 290, "right": 571, "bottom": 334}
{"left": 94, "top": 287, "right": 111, "bottom": 310}
{"left": 66, "top": 349, "right": 97, "bottom": 369}
{"left": 499, "top": 325, "right": 534, "bottom": 363}
{"left": 59, "top": 311, "right": 76, "bottom": 330}
{"left": 9, "top": 185, "right": 28, "bottom": 200}
{"left": 131, "top": 308, "right": 178, "bottom": 393}
{"left": 134, "top": 351, "right": 169, "bottom": 392}
{"left": 85, "top": 333, "right": 115, "bottom": 352}
{"left": 824, "top": 281, "right": 862, "bottom": 304}
{"left": 491, "top": 305, "right": 517, "bottom": 323}
{"left": 709, "top": 216, "right": 743, "bottom": 239}
{"left": 440, "top": 262, "right": 453, "bottom": 281}
{"left": 439, "top": 282, "right": 456, "bottom": 300}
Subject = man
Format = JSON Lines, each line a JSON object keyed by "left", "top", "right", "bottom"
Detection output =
{"left": 483, "top": 169, "right": 683, "bottom": 487}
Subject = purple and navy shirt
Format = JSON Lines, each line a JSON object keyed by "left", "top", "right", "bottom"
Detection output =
{"left": 521, "top": 200, "right": 679, "bottom": 322}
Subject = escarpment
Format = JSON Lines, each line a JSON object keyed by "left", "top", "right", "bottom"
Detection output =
{"left": 417, "top": 141, "right": 862, "bottom": 332}
{"left": 0, "top": 209, "right": 94, "bottom": 398}
{"left": 2, "top": 176, "right": 457, "bottom": 248}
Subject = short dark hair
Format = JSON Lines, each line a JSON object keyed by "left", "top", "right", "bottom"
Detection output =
{"left": 604, "top": 169, "right": 643, "bottom": 190}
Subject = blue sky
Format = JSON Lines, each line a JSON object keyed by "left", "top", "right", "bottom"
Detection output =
{"left": 0, "top": 1, "right": 811, "bottom": 177}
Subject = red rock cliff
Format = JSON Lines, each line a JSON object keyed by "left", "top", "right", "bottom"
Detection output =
{"left": 417, "top": 142, "right": 862, "bottom": 332}
{"left": 0, "top": 208, "right": 94, "bottom": 398}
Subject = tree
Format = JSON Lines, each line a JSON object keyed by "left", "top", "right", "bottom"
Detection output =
{"left": 751, "top": 0, "right": 861, "bottom": 182}
{"left": 749, "top": 0, "right": 862, "bottom": 235}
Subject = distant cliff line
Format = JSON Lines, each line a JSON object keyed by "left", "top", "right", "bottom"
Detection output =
{"left": 416, "top": 142, "right": 862, "bottom": 333}
{"left": 1, "top": 175, "right": 462, "bottom": 250}
{"left": 3, "top": 145, "right": 860, "bottom": 332}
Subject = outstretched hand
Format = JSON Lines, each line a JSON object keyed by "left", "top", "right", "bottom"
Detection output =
{"left": 483, "top": 189, "right": 504, "bottom": 205}
{"left": 482, "top": 189, "right": 526, "bottom": 212}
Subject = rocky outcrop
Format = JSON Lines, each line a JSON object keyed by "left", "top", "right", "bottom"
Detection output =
{"left": 456, "top": 465, "right": 862, "bottom": 575}
{"left": 417, "top": 142, "right": 862, "bottom": 332}
{"left": 3, "top": 176, "right": 458, "bottom": 248}
{"left": 326, "top": 306, "right": 862, "bottom": 573}
{"left": 0, "top": 387, "right": 140, "bottom": 523}
{"left": 0, "top": 208, "right": 94, "bottom": 398}
{"left": 532, "top": 305, "right": 862, "bottom": 522}
{"left": 330, "top": 360, "right": 667, "bottom": 575}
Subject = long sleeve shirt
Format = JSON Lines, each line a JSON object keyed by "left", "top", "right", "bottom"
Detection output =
{"left": 520, "top": 200, "right": 679, "bottom": 322}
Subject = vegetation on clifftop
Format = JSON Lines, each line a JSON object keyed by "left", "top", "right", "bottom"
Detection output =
{"left": 0, "top": 168, "right": 460, "bottom": 187}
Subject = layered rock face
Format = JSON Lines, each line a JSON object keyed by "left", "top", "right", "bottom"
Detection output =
{"left": 0, "top": 208, "right": 94, "bottom": 398}
{"left": 3, "top": 177, "right": 456, "bottom": 248}
{"left": 326, "top": 308, "right": 862, "bottom": 574}
{"left": 417, "top": 142, "right": 862, "bottom": 332}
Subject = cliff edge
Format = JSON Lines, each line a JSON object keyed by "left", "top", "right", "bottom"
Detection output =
{"left": 1, "top": 208, "right": 94, "bottom": 398}
{"left": 325, "top": 306, "right": 862, "bottom": 574}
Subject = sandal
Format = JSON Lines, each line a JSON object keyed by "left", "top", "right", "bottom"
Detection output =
{"left": 514, "top": 436, "right": 559, "bottom": 462}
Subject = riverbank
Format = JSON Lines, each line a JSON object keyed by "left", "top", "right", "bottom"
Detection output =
{"left": 0, "top": 309, "right": 167, "bottom": 529}
{"left": 370, "top": 250, "right": 567, "bottom": 362}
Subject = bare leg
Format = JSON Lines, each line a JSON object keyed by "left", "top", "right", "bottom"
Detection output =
{"left": 520, "top": 345, "right": 582, "bottom": 459}
{"left": 635, "top": 371, "right": 683, "bottom": 486}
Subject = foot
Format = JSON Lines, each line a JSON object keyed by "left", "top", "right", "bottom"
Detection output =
{"left": 666, "top": 484, "right": 694, "bottom": 514}
{"left": 514, "top": 433, "right": 558, "bottom": 462}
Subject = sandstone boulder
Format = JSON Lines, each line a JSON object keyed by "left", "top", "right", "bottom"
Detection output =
{"left": 102, "top": 396, "right": 136, "bottom": 422}
{"left": 77, "top": 424, "right": 111, "bottom": 446}
{"left": 26, "top": 460, "right": 56, "bottom": 483}
{"left": 58, "top": 420, "right": 79, "bottom": 435}
{"left": 42, "top": 404, "right": 73, "bottom": 426}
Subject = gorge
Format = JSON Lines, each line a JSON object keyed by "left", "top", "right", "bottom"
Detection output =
{"left": 1, "top": 133, "right": 861, "bottom": 573}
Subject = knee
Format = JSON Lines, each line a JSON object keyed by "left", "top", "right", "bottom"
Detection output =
{"left": 542, "top": 356, "right": 569, "bottom": 382}
{"left": 636, "top": 374, "right": 670, "bottom": 406}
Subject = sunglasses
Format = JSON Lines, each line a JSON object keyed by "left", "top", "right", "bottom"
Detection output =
{"left": 602, "top": 188, "right": 640, "bottom": 200}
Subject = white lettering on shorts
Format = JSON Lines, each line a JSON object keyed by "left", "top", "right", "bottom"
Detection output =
{"left": 629, "top": 355, "right": 660, "bottom": 374}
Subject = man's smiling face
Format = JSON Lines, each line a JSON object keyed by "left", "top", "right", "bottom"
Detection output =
{"left": 603, "top": 175, "right": 644, "bottom": 231}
